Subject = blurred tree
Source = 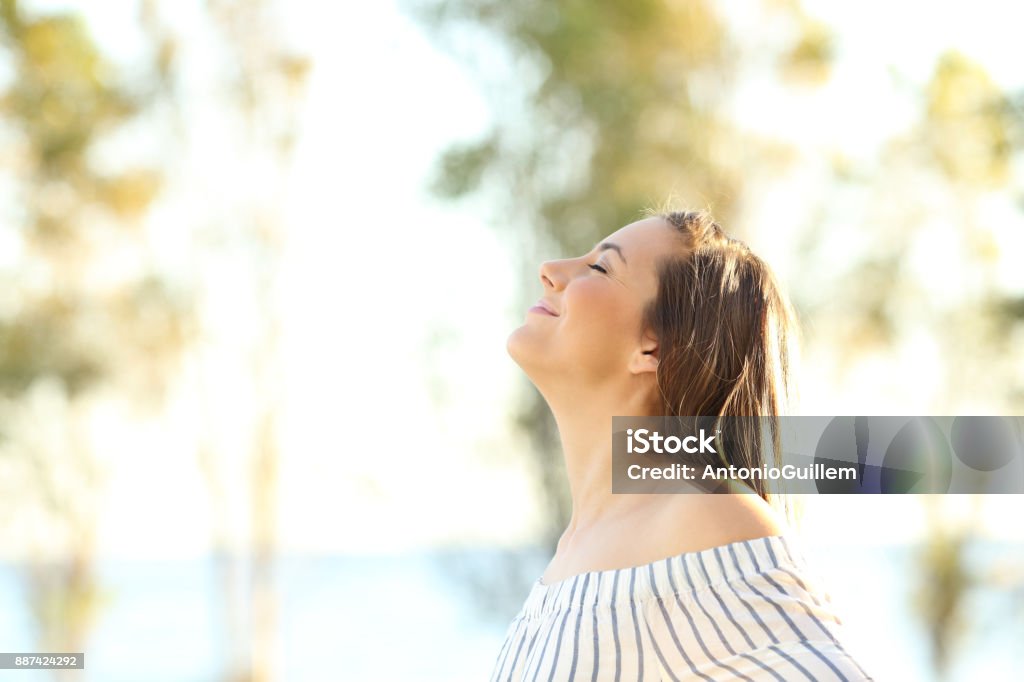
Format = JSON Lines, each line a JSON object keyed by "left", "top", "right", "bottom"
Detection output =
{"left": 793, "top": 50, "right": 1023, "bottom": 409}
{"left": 914, "top": 497, "right": 979, "bottom": 681}
{"left": 784, "top": 45, "right": 1024, "bottom": 682}
{"left": 0, "top": 0, "right": 191, "bottom": 672}
{"left": 136, "top": 1, "right": 310, "bottom": 680}
{"left": 791, "top": 51, "right": 1024, "bottom": 679}
{"left": 910, "top": 54, "right": 1023, "bottom": 681}
{"left": 1, "top": 4, "right": 308, "bottom": 682}
{"left": 204, "top": 3, "right": 308, "bottom": 680}
{"left": 403, "top": 0, "right": 822, "bottom": 553}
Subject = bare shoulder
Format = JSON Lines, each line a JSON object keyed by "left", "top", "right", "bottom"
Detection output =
{"left": 647, "top": 491, "right": 789, "bottom": 557}
{"left": 546, "top": 493, "right": 790, "bottom": 582}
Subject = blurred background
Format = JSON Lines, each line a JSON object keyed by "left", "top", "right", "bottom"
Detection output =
{"left": 0, "top": 0, "right": 1023, "bottom": 680}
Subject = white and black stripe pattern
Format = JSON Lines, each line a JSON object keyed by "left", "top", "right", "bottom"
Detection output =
{"left": 488, "top": 534, "right": 873, "bottom": 681}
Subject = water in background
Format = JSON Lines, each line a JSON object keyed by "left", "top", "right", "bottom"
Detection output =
{"left": 0, "top": 542, "right": 1019, "bottom": 681}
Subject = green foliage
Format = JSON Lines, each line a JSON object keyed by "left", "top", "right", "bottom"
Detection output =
{"left": 1, "top": 3, "right": 138, "bottom": 174}
{"left": 430, "top": 132, "right": 500, "bottom": 198}
{"left": 407, "top": 0, "right": 753, "bottom": 259}
{"left": 0, "top": 293, "right": 105, "bottom": 396}
{"left": 913, "top": 507, "right": 977, "bottom": 679}
{"left": 923, "top": 51, "right": 1015, "bottom": 188}
{"left": 0, "top": 0, "right": 178, "bottom": 400}
{"left": 0, "top": 0, "right": 187, "bottom": 658}
{"left": 779, "top": 15, "right": 834, "bottom": 85}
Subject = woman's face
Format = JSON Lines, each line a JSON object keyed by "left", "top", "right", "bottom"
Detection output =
{"left": 507, "top": 217, "right": 683, "bottom": 391}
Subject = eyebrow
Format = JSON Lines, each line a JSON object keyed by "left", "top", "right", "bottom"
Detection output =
{"left": 598, "top": 242, "right": 627, "bottom": 265}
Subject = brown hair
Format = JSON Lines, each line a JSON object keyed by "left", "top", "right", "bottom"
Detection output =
{"left": 641, "top": 208, "right": 799, "bottom": 501}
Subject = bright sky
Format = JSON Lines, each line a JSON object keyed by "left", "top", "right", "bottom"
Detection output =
{"left": 4, "top": 0, "right": 1023, "bottom": 561}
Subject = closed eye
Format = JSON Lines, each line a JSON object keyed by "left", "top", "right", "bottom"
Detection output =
{"left": 588, "top": 263, "right": 608, "bottom": 274}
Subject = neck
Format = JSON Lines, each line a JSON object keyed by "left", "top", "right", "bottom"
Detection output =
{"left": 542, "top": 379, "right": 657, "bottom": 544}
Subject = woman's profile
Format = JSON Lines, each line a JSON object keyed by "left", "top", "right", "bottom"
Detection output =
{"left": 489, "top": 209, "right": 873, "bottom": 681}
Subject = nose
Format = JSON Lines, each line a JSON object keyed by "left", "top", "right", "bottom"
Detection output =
{"left": 539, "top": 259, "right": 565, "bottom": 291}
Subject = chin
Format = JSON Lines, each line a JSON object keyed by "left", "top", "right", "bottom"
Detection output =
{"left": 508, "top": 328, "right": 566, "bottom": 399}
{"left": 507, "top": 323, "right": 551, "bottom": 376}
{"left": 506, "top": 324, "right": 529, "bottom": 366}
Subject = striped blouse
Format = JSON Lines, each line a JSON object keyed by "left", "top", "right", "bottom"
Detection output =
{"left": 488, "top": 534, "right": 873, "bottom": 681}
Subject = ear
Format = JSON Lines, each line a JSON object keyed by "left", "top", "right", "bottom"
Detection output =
{"left": 628, "top": 329, "right": 659, "bottom": 375}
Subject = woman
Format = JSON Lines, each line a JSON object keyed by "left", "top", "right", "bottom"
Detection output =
{"left": 489, "top": 210, "right": 872, "bottom": 681}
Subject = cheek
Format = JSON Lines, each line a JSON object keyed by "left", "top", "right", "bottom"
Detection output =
{"left": 564, "top": 280, "right": 637, "bottom": 340}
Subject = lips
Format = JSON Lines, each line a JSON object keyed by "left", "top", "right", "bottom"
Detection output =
{"left": 529, "top": 299, "right": 559, "bottom": 316}
{"left": 536, "top": 299, "right": 558, "bottom": 315}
